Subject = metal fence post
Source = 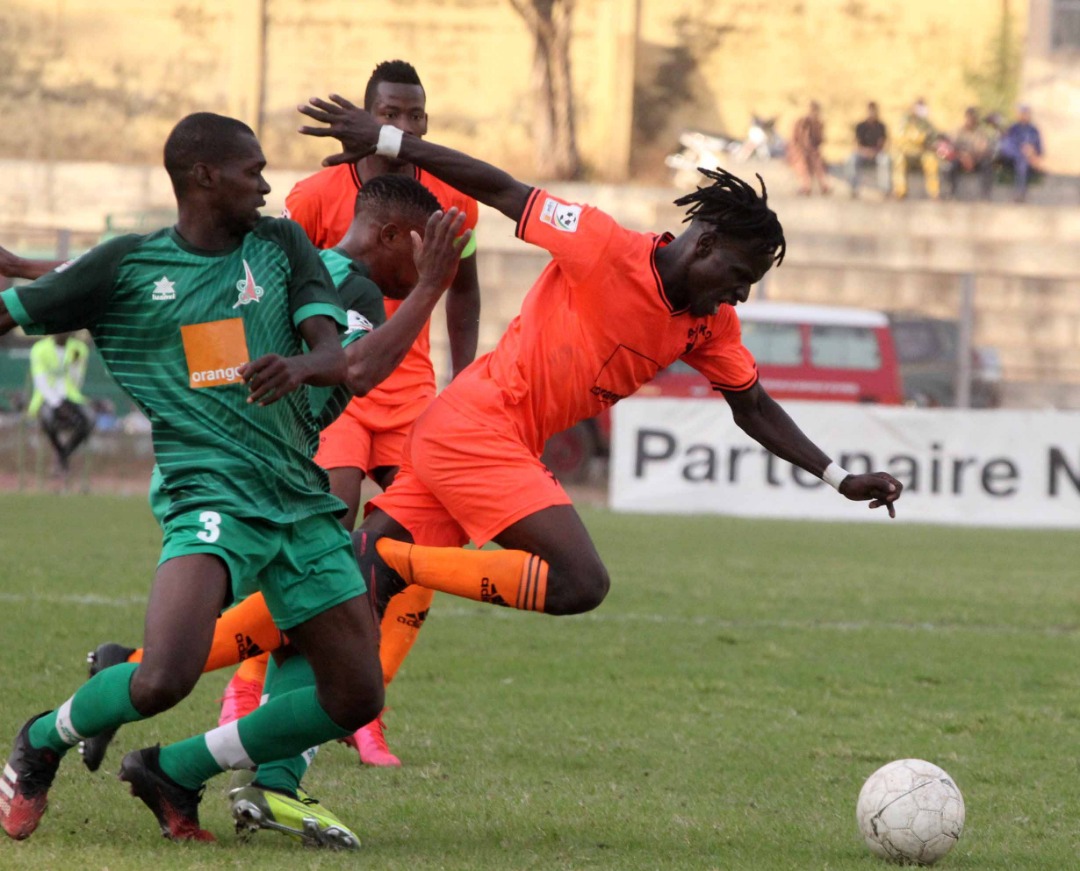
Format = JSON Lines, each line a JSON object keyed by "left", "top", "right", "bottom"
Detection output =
{"left": 956, "top": 273, "right": 975, "bottom": 409}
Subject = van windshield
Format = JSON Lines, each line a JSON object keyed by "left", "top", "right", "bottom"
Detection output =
{"left": 741, "top": 322, "right": 802, "bottom": 365}
{"left": 809, "top": 325, "right": 882, "bottom": 370}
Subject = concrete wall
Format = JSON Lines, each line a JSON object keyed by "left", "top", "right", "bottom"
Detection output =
{"left": 1, "top": 156, "right": 1076, "bottom": 407}
{"left": 10, "top": 0, "right": 1079, "bottom": 183}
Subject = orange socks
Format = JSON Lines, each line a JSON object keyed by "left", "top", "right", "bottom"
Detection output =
{"left": 379, "top": 585, "right": 435, "bottom": 686}
{"left": 202, "top": 593, "right": 284, "bottom": 672}
{"left": 124, "top": 592, "right": 284, "bottom": 674}
{"left": 376, "top": 539, "right": 549, "bottom": 612}
{"left": 234, "top": 651, "right": 270, "bottom": 685}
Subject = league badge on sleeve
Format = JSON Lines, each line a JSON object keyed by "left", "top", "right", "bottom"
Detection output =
{"left": 539, "top": 197, "right": 582, "bottom": 233}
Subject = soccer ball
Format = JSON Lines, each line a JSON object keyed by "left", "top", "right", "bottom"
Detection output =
{"left": 855, "top": 758, "right": 965, "bottom": 865}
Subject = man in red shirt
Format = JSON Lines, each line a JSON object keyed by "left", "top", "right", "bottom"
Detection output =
{"left": 217, "top": 60, "right": 480, "bottom": 767}
{"left": 298, "top": 94, "right": 902, "bottom": 625}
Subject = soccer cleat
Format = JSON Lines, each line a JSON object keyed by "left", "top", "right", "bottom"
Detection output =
{"left": 79, "top": 641, "right": 137, "bottom": 772}
{"left": 0, "top": 712, "right": 61, "bottom": 840}
{"left": 218, "top": 671, "right": 264, "bottom": 727}
{"left": 353, "top": 530, "right": 407, "bottom": 618}
{"left": 230, "top": 783, "right": 361, "bottom": 849}
{"left": 342, "top": 711, "right": 401, "bottom": 767}
{"left": 118, "top": 746, "right": 214, "bottom": 842}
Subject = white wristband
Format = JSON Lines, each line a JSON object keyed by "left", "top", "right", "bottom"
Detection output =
{"left": 822, "top": 462, "right": 850, "bottom": 491}
{"left": 375, "top": 125, "right": 404, "bottom": 158}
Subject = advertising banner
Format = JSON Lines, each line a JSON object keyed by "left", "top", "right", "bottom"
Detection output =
{"left": 610, "top": 399, "right": 1080, "bottom": 528}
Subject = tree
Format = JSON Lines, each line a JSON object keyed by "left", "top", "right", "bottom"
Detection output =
{"left": 964, "top": 0, "right": 1022, "bottom": 116}
{"left": 509, "top": 0, "right": 581, "bottom": 179}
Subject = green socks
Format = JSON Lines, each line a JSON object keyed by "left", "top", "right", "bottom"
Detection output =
{"left": 159, "top": 657, "right": 348, "bottom": 791}
{"left": 28, "top": 662, "right": 142, "bottom": 754}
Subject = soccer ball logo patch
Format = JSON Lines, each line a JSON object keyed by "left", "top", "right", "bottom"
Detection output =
{"left": 540, "top": 197, "right": 582, "bottom": 233}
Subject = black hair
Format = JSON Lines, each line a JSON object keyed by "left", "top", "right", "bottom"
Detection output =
{"left": 163, "top": 112, "right": 256, "bottom": 194}
{"left": 673, "top": 167, "right": 786, "bottom": 267}
{"left": 357, "top": 174, "right": 442, "bottom": 225}
{"left": 364, "top": 60, "right": 424, "bottom": 111}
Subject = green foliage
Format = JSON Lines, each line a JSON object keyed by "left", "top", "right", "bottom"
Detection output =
{"left": 964, "top": 0, "right": 1023, "bottom": 116}
{"left": 2, "top": 493, "right": 1080, "bottom": 868}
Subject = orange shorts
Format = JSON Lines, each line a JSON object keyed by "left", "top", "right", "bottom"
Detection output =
{"left": 314, "top": 404, "right": 408, "bottom": 475}
{"left": 370, "top": 397, "right": 572, "bottom": 547}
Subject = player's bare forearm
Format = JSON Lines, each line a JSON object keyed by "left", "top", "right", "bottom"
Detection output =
{"left": 723, "top": 382, "right": 831, "bottom": 476}
{"left": 0, "top": 249, "right": 63, "bottom": 280}
{"left": 348, "top": 208, "right": 469, "bottom": 395}
{"left": 723, "top": 382, "right": 903, "bottom": 516}
{"left": 446, "top": 255, "right": 480, "bottom": 377}
{"left": 295, "top": 315, "right": 348, "bottom": 387}
{"left": 346, "top": 285, "right": 443, "bottom": 396}
{"left": 298, "top": 94, "right": 531, "bottom": 221}
{"left": 0, "top": 299, "right": 17, "bottom": 335}
{"left": 240, "top": 316, "right": 345, "bottom": 405}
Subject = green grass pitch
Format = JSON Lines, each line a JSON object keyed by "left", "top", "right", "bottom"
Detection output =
{"left": 1, "top": 491, "right": 1079, "bottom": 869}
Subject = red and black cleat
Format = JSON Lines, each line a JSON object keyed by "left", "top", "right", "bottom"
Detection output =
{"left": 0, "top": 712, "right": 62, "bottom": 841}
{"left": 119, "top": 746, "right": 215, "bottom": 842}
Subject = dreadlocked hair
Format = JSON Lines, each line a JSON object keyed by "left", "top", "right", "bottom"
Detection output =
{"left": 673, "top": 167, "right": 786, "bottom": 267}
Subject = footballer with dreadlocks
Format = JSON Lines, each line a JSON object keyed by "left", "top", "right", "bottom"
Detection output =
{"left": 295, "top": 92, "right": 904, "bottom": 626}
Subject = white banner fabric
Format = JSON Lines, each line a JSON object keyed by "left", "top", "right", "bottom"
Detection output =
{"left": 609, "top": 399, "right": 1080, "bottom": 528}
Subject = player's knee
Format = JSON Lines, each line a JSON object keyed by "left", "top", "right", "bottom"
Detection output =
{"left": 321, "top": 683, "right": 384, "bottom": 732}
{"left": 129, "top": 665, "right": 198, "bottom": 715}
{"left": 546, "top": 560, "right": 610, "bottom": 615}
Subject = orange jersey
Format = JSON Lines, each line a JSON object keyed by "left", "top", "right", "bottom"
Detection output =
{"left": 284, "top": 163, "right": 479, "bottom": 431}
{"left": 439, "top": 188, "right": 759, "bottom": 457}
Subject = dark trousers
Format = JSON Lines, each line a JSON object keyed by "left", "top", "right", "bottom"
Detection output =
{"left": 40, "top": 400, "right": 94, "bottom": 471}
{"left": 944, "top": 157, "right": 994, "bottom": 200}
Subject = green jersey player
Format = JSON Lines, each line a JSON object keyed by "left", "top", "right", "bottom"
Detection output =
{"left": 0, "top": 113, "right": 469, "bottom": 846}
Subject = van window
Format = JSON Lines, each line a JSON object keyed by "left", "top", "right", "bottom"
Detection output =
{"left": 741, "top": 321, "right": 802, "bottom": 365}
{"left": 809, "top": 325, "right": 881, "bottom": 370}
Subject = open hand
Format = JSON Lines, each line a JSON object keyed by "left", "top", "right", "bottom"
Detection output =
{"left": 297, "top": 94, "right": 382, "bottom": 166}
{"left": 412, "top": 208, "right": 471, "bottom": 295}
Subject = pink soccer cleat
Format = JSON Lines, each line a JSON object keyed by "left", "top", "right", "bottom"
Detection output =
{"left": 343, "top": 711, "right": 401, "bottom": 767}
{"left": 218, "top": 672, "right": 264, "bottom": 727}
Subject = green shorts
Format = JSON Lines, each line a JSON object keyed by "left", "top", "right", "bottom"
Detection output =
{"left": 158, "top": 509, "right": 365, "bottom": 631}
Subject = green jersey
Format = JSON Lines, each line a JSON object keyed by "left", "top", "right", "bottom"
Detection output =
{"left": 1, "top": 218, "right": 349, "bottom": 524}
{"left": 309, "top": 247, "right": 386, "bottom": 428}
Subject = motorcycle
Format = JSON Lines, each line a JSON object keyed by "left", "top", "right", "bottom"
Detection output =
{"left": 665, "top": 115, "right": 786, "bottom": 188}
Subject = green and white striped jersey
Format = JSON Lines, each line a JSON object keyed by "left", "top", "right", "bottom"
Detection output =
{"left": 309, "top": 247, "right": 386, "bottom": 429}
{"left": 1, "top": 218, "right": 352, "bottom": 524}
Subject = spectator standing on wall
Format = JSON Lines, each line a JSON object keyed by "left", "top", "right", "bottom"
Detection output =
{"left": 789, "top": 101, "right": 831, "bottom": 196}
{"left": 845, "top": 101, "right": 890, "bottom": 198}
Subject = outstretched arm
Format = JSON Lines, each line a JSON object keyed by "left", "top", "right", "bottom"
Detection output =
{"left": 0, "top": 298, "right": 17, "bottom": 336}
{"left": 347, "top": 208, "right": 471, "bottom": 395}
{"left": 0, "top": 246, "right": 64, "bottom": 281}
{"left": 445, "top": 254, "right": 480, "bottom": 377}
{"left": 298, "top": 94, "right": 531, "bottom": 223}
{"left": 722, "top": 382, "right": 903, "bottom": 517}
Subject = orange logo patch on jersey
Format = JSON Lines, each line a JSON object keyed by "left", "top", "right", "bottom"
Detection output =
{"left": 180, "top": 318, "right": 250, "bottom": 388}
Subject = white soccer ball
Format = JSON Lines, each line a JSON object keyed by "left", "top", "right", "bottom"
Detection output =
{"left": 856, "top": 758, "right": 965, "bottom": 865}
